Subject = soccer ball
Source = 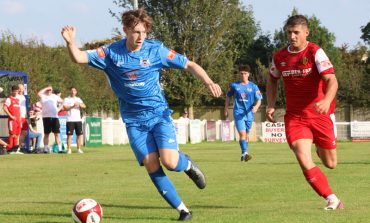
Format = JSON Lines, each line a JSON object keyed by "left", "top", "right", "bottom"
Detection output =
{"left": 72, "top": 198, "right": 103, "bottom": 223}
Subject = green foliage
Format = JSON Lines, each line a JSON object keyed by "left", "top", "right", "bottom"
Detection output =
{"left": 0, "top": 32, "right": 118, "bottom": 114}
{"left": 111, "top": 0, "right": 259, "bottom": 108}
{"left": 360, "top": 21, "right": 370, "bottom": 45}
{"left": 335, "top": 45, "right": 370, "bottom": 106}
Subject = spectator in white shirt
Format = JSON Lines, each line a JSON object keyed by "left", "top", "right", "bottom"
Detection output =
{"left": 38, "top": 86, "right": 63, "bottom": 153}
{"left": 63, "top": 87, "right": 86, "bottom": 154}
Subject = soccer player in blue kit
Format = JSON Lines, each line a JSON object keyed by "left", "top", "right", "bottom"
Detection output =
{"left": 224, "top": 65, "right": 262, "bottom": 162}
{"left": 61, "top": 8, "right": 222, "bottom": 221}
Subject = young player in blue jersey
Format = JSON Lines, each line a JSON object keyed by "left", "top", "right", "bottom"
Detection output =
{"left": 61, "top": 8, "right": 222, "bottom": 221}
{"left": 224, "top": 65, "right": 262, "bottom": 162}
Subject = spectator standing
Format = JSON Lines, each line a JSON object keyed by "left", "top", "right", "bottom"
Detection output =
{"left": 63, "top": 87, "right": 86, "bottom": 154}
{"left": 38, "top": 86, "right": 63, "bottom": 153}
{"left": 17, "top": 84, "right": 29, "bottom": 151}
{"left": 3, "top": 85, "right": 22, "bottom": 154}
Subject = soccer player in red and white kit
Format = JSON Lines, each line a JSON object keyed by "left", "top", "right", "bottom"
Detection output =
{"left": 266, "top": 15, "right": 343, "bottom": 210}
{"left": 3, "top": 85, "right": 22, "bottom": 153}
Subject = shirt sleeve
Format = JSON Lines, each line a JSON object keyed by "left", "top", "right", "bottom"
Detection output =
{"left": 4, "top": 98, "right": 11, "bottom": 108}
{"left": 78, "top": 98, "right": 83, "bottom": 104}
{"left": 86, "top": 45, "right": 109, "bottom": 70}
{"left": 254, "top": 85, "right": 263, "bottom": 100}
{"left": 315, "top": 48, "right": 334, "bottom": 75}
{"left": 226, "top": 84, "right": 234, "bottom": 97}
{"left": 158, "top": 44, "right": 188, "bottom": 69}
{"left": 63, "top": 98, "right": 69, "bottom": 106}
{"left": 269, "top": 59, "right": 281, "bottom": 79}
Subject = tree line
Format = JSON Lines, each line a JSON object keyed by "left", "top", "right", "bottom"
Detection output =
{"left": 1, "top": 1, "right": 369, "bottom": 117}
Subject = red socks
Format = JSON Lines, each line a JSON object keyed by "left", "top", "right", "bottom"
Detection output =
{"left": 303, "top": 166, "right": 333, "bottom": 198}
{"left": 6, "top": 136, "right": 19, "bottom": 150}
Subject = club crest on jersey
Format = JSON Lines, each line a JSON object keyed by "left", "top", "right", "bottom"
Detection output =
{"left": 96, "top": 47, "right": 106, "bottom": 58}
{"left": 247, "top": 88, "right": 252, "bottom": 92}
{"left": 280, "top": 62, "right": 286, "bottom": 67}
{"left": 301, "top": 57, "right": 308, "bottom": 65}
{"left": 240, "top": 93, "right": 245, "bottom": 98}
{"left": 140, "top": 59, "right": 151, "bottom": 68}
{"left": 126, "top": 70, "right": 138, "bottom": 80}
{"left": 166, "top": 49, "right": 176, "bottom": 60}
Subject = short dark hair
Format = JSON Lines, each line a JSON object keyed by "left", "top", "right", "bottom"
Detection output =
{"left": 122, "top": 8, "right": 152, "bottom": 32}
{"left": 53, "top": 89, "right": 61, "bottom": 94}
{"left": 286, "top": 15, "right": 309, "bottom": 28}
{"left": 11, "top": 85, "right": 19, "bottom": 91}
{"left": 238, "top": 64, "right": 251, "bottom": 72}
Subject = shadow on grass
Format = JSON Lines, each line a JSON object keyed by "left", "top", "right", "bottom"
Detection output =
{"left": 0, "top": 203, "right": 238, "bottom": 222}
{"left": 0, "top": 201, "right": 238, "bottom": 210}
{"left": 0, "top": 211, "right": 170, "bottom": 222}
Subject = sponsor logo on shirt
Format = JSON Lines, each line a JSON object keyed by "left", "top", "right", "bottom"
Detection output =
{"left": 124, "top": 82, "right": 145, "bottom": 87}
{"left": 96, "top": 47, "right": 106, "bottom": 58}
{"left": 320, "top": 60, "right": 332, "bottom": 69}
{"left": 140, "top": 59, "right": 151, "bottom": 68}
{"left": 282, "top": 68, "right": 312, "bottom": 77}
{"left": 166, "top": 49, "right": 176, "bottom": 60}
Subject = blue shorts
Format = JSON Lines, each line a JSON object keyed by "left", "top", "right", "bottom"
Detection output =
{"left": 234, "top": 112, "right": 254, "bottom": 133}
{"left": 126, "top": 109, "right": 178, "bottom": 166}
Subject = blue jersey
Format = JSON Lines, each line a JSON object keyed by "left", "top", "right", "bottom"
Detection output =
{"left": 227, "top": 81, "right": 262, "bottom": 116}
{"left": 86, "top": 39, "right": 188, "bottom": 123}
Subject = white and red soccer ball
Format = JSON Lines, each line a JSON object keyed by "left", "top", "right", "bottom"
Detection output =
{"left": 72, "top": 198, "right": 103, "bottom": 223}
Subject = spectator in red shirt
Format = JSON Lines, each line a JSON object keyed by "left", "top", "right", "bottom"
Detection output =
{"left": 3, "top": 85, "right": 22, "bottom": 153}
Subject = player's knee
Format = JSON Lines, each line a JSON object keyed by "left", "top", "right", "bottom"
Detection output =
{"left": 160, "top": 158, "right": 177, "bottom": 170}
{"left": 324, "top": 161, "right": 337, "bottom": 169}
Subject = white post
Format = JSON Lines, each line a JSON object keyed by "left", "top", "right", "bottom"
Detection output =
{"left": 132, "top": 0, "right": 138, "bottom": 9}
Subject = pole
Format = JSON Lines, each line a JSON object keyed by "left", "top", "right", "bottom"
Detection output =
{"left": 133, "top": 0, "right": 138, "bottom": 9}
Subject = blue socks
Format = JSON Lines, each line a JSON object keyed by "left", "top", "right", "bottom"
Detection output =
{"left": 173, "top": 152, "right": 189, "bottom": 172}
{"left": 149, "top": 167, "right": 182, "bottom": 209}
{"left": 239, "top": 139, "right": 249, "bottom": 154}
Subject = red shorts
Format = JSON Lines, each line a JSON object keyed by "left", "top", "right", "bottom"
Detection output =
{"left": 21, "top": 118, "right": 28, "bottom": 131}
{"left": 284, "top": 114, "right": 337, "bottom": 149}
{"left": 8, "top": 119, "right": 22, "bottom": 135}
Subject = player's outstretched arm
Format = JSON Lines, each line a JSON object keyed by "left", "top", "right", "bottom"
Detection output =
{"left": 61, "top": 26, "right": 88, "bottom": 64}
{"left": 266, "top": 75, "right": 278, "bottom": 123}
{"left": 184, "top": 61, "right": 222, "bottom": 97}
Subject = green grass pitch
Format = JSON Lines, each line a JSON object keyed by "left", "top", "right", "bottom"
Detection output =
{"left": 0, "top": 141, "right": 369, "bottom": 222}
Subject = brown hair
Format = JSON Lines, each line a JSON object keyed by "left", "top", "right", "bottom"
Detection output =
{"left": 286, "top": 15, "right": 309, "bottom": 28}
{"left": 122, "top": 8, "right": 152, "bottom": 32}
{"left": 238, "top": 64, "right": 251, "bottom": 72}
{"left": 11, "top": 85, "right": 20, "bottom": 91}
